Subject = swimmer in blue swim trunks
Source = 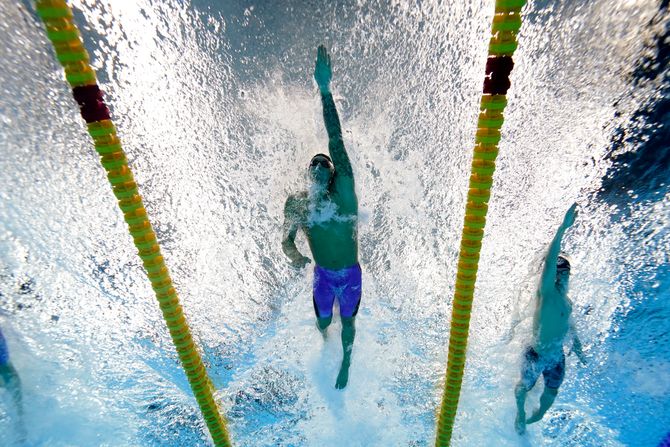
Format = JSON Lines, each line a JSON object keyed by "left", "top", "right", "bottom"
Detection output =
{"left": 282, "top": 45, "right": 360, "bottom": 389}
{"left": 514, "top": 204, "right": 588, "bottom": 434}
{"left": 0, "top": 325, "right": 25, "bottom": 438}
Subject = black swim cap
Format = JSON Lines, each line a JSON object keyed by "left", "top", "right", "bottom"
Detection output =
{"left": 309, "top": 153, "right": 334, "bottom": 170}
{"left": 557, "top": 255, "right": 571, "bottom": 271}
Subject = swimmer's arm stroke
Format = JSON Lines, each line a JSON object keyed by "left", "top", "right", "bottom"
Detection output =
{"left": 314, "top": 45, "right": 354, "bottom": 181}
{"left": 540, "top": 203, "right": 578, "bottom": 294}
{"left": 281, "top": 196, "right": 311, "bottom": 269}
{"left": 570, "top": 320, "right": 587, "bottom": 365}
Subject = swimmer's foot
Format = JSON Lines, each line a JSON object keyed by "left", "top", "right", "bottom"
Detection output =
{"left": 515, "top": 412, "right": 526, "bottom": 435}
{"left": 526, "top": 410, "right": 543, "bottom": 425}
{"left": 335, "top": 362, "right": 350, "bottom": 389}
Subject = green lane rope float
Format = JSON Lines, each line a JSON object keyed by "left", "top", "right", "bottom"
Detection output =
{"left": 435, "top": 1, "right": 526, "bottom": 446}
{"left": 35, "top": 1, "right": 232, "bottom": 445}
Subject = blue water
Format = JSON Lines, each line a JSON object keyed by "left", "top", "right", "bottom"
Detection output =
{"left": 1, "top": 0, "right": 669, "bottom": 446}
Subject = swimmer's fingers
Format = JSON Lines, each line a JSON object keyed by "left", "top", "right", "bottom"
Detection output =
{"left": 314, "top": 47, "right": 332, "bottom": 91}
{"left": 569, "top": 203, "right": 578, "bottom": 219}
{"left": 563, "top": 202, "right": 578, "bottom": 227}
{"left": 577, "top": 351, "right": 588, "bottom": 365}
{"left": 569, "top": 202, "right": 578, "bottom": 216}
{"left": 316, "top": 45, "right": 331, "bottom": 68}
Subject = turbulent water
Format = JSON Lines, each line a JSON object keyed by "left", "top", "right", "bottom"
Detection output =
{"left": 0, "top": 0, "right": 668, "bottom": 446}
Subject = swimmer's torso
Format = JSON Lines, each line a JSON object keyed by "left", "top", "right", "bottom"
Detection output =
{"left": 289, "top": 185, "right": 358, "bottom": 269}
{"left": 532, "top": 287, "right": 572, "bottom": 357}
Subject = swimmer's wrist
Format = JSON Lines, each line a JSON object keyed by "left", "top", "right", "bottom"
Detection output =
{"left": 289, "top": 253, "right": 308, "bottom": 264}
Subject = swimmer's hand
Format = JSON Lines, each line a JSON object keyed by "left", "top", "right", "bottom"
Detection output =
{"left": 562, "top": 202, "right": 578, "bottom": 228}
{"left": 314, "top": 45, "right": 332, "bottom": 94}
{"left": 577, "top": 352, "right": 588, "bottom": 366}
{"left": 290, "top": 256, "right": 311, "bottom": 269}
{"left": 572, "top": 346, "right": 588, "bottom": 366}
{"left": 571, "top": 335, "right": 587, "bottom": 365}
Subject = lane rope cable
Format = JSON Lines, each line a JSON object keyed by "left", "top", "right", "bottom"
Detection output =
{"left": 435, "top": 0, "right": 527, "bottom": 445}
{"left": 34, "top": 1, "right": 232, "bottom": 445}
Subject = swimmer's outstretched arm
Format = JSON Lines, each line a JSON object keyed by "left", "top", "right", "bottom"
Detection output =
{"left": 314, "top": 45, "right": 354, "bottom": 179}
{"left": 540, "top": 203, "right": 577, "bottom": 293}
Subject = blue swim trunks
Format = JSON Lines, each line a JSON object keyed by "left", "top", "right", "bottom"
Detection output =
{"left": 0, "top": 327, "right": 9, "bottom": 366}
{"left": 312, "top": 263, "right": 362, "bottom": 319}
{"left": 520, "top": 346, "right": 565, "bottom": 390}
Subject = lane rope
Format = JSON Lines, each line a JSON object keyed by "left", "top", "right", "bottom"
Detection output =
{"left": 34, "top": 2, "right": 232, "bottom": 445}
{"left": 435, "top": 1, "right": 526, "bottom": 445}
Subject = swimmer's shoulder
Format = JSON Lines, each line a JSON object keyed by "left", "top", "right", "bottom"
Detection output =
{"left": 284, "top": 191, "right": 309, "bottom": 218}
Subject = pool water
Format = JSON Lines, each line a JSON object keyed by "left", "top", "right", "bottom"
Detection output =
{"left": 0, "top": 1, "right": 668, "bottom": 446}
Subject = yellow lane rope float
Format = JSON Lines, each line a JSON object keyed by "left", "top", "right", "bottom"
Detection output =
{"left": 435, "top": 1, "right": 526, "bottom": 445}
{"left": 35, "top": 1, "right": 232, "bottom": 445}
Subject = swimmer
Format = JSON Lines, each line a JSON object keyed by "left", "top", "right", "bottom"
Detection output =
{"left": 514, "top": 203, "right": 588, "bottom": 434}
{"left": 0, "top": 325, "right": 26, "bottom": 440}
{"left": 282, "top": 45, "right": 360, "bottom": 389}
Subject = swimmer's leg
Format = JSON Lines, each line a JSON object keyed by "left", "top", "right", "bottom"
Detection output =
{"left": 526, "top": 386, "right": 558, "bottom": 424}
{"left": 514, "top": 382, "right": 530, "bottom": 434}
{"left": 335, "top": 316, "right": 356, "bottom": 389}
{"left": 0, "top": 364, "right": 26, "bottom": 439}
{"left": 515, "top": 347, "right": 541, "bottom": 434}
{"left": 316, "top": 315, "right": 332, "bottom": 340}
{"left": 527, "top": 353, "right": 564, "bottom": 424}
{"left": 334, "top": 264, "right": 361, "bottom": 389}
{"left": 312, "top": 267, "right": 335, "bottom": 339}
